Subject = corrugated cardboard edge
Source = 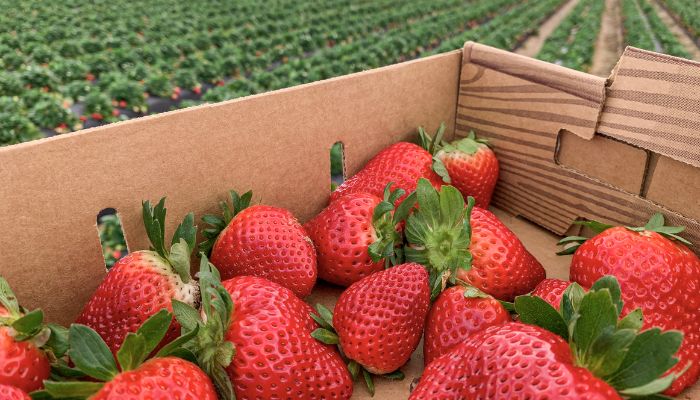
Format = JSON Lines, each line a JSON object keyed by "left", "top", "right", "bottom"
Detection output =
{"left": 600, "top": 46, "right": 700, "bottom": 169}
{"left": 456, "top": 42, "right": 700, "bottom": 252}
{"left": 0, "top": 50, "right": 462, "bottom": 324}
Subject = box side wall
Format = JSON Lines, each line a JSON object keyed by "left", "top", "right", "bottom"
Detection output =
{"left": 0, "top": 51, "right": 462, "bottom": 324}
{"left": 457, "top": 43, "right": 700, "bottom": 250}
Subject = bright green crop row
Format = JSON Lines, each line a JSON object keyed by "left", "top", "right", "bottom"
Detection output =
{"left": 659, "top": 0, "right": 700, "bottom": 40}
{"left": 622, "top": 0, "right": 658, "bottom": 53}
{"left": 637, "top": 0, "right": 692, "bottom": 58}
{"left": 0, "top": 0, "right": 569, "bottom": 147}
{"left": 623, "top": 0, "right": 691, "bottom": 59}
{"left": 1, "top": 0, "right": 499, "bottom": 146}
{"left": 537, "top": 0, "right": 606, "bottom": 72}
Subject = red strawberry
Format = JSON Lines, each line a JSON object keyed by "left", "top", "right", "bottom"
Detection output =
{"left": 330, "top": 141, "right": 443, "bottom": 205}
{"left": 0, "top": 277, "right": 65, "bottom": 393}
{"left": 201, "top": 190, "right": 317, "bottom": 298}
{"left": 45, "top": 310, "right": 218, "bottom": 400}
{"left": 310, "top": 263, "right": 430, "bottom": 395}
{"left": 416, "top": 278, "right": 684, "bottom": 398}
{"left": 91, "top": 358, "right": 216, "bottom": 400}
{"left": 530, "top": 278, "right": 573, "bottom": 309}
{"left": 457, "top": 206, "right": 545, "bottom": 301}
{"left": 193, "top": 86, "right": 202, "bottom": 95}
{"left": 423, "top": 285, "right": 510, "bottom": 366}
{"left": 173, "top": 260, "right": 353, "bottom": 400}
{"left": 76, "top": 198, "right": 200, "bottom": 355}
{"left": 91, "top": 112, "right": 103, "bottom": 121}
{"left": 404, "top": 179, "right": 544, "bottom": 301}
{"left": 411, "top": 323, "right": 621, "bottom": 400}
{"left": 0, "top": 384, "right": 30, "bottom": 400}
{"left": 118, "top": 100, "right": 127, "bottom": 108}
{"left": 304, "top": 184, "right": 410, "bottom": 287}
{"left": 420, "top": 126, "right": 499, "bottom": 208}
{"left": 565, "top": 214, "right": 700, "bottom": 395}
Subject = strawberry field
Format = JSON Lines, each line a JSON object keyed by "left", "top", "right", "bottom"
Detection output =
{"left": 2, "top": 0, "right": 699, "bottom": 147}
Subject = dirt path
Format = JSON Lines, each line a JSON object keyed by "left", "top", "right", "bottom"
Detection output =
{"left": 515, "top": 0, "right": 580, "bottom": 58}
{"left": 649, "top": 0, "right": 700, "bottom": 60}
{"left": 589, "top": 0, "right": 624, "bottom": 77}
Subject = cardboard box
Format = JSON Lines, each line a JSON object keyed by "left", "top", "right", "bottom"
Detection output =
{"left": 1, "top": 42, "right": 698, "bottom": 398}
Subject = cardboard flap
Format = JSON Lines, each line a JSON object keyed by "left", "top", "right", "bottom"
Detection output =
{"left": 456, "top": 42, "right": 700, "bottom": 252}
{"left": 461, "top": 42, "right": 606, "bottom": 140}
{"left": 600, "top": 47, "right": 700, "bottom": 168}
{"left": 0, "top": 51, "right": 462, "bottom": 324}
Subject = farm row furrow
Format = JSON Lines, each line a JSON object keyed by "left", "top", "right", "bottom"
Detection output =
{"left": 657, "top": 0, "right": 700, "bottom": 43}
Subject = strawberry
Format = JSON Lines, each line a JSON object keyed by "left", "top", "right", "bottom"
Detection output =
{"left": 419, "top": 125, "right": 499, "bottom": 208}
{"left": 76, "top": 198, "right": 200, "bottom": 355}
{"left": 201, "top": 190, "right": 317, "bottom": 298}
{"left": 304, "top": 183, "right": 413, "bottom": 287}
{"left": 403, "top": 179, "right": 545, "bottom": 301}
{"left": 330, "top": 140, "right": 443, "bottom": 205}
{"left": 311, "top": 263, "right": 430, "bottom": 395}
{"left": 0, "top": 384, "right": 29, "bottom": 400}
{"left": 44, "top": 310, "right": 218, "bottom": 400}
{"left": 563, "top": 214, "right": 700, "bottom": 395}
{"left": 173, "top": 258, "right": 353, "bottom": 400}
{"left": 411, "top": 323, "right": 621, "bottom": 400}
{"left": 0, "top": 277, "right": 67, "bottom": 393}
{"left": 423, "top": 285, "right": 510, "bottom": 366}
{"left": 530, "top": 278, "right": 573, "bottom": 309}
{"left": 413, "top": 276, "right": 684, "bottom": 399}
{"left": 457, "top": 206, "right": 545, "bottom": 301}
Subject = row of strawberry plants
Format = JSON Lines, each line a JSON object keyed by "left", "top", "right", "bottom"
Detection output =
{"left": 621, "top": 0, "right": 658, "bottom": 53}
{"left": 536, "top": 0, "right": 606, "bottom": 71}
{"left": 636, "top": 0, "right": 692, "bottom": 58}
{"left": 621, "top": 0, "right": 691, "bottom": 58}
{"left": 0, "top": 0, "right": 476, "bottom": 146}
{"left": 425, "top": 0, "right": 565, "bottom": 54}
{"left": 658, "top": 0, "right": 700, "bottom": 41}
{"left": 180, "top": 0, "right": 523, "bottom": 104}
{"left": 200, "top": 0, "right": 559, "bottom": 105}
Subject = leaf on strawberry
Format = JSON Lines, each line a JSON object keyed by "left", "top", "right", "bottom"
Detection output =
{"left": 514, "top": 295, "right": 568, "bottom": 339}
{"left": 68, "top": 324, "right": 119, "bottom": 381}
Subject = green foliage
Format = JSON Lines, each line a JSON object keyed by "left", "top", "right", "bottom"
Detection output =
{"left": 660, "top": 0, "right": 700, "bottom": 39}
{"left": 537, "top": 0, "right": 606, "bottom": 71}
{"left": 98, "top": 214, "right": 127, "bottom": 269}
{"left": 636, "top": 0, "right": 692, "bottom": 58}
{"left": 622, "top": 0, "right": 657, "bottom": 52}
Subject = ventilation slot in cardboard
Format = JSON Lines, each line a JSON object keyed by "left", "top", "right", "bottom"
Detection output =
{"left": 555, "top": 130, "right": 649, "bottom": 195}
{"left": 644, "top": 155, "right": 700, "bottom": 221}
{"left": 330, "top": 141, "right": 345, "bottom": 191}
{"left": 97, "top": 208, "right": 128, "bottom": 270}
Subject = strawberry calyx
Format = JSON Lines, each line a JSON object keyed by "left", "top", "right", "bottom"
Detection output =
{"left": 367, "top": 183, "right": 416, "bottom": 268}
{"left": 199, "top": 189, "right": 253, "bottom": 255}
{"left": 557, "top": 213, "right": 691, "bottom": 255}
{"left": 514, "top": 275, "right": 685, "bottom": 397}
{"left": 310, "top": 304, "right": 404, "bottom": 397}
{"left": 142, "top": 198, "right": 197, "bottom": 283}
{"left": 418, "top": 123, "right": 489, "bottom": 184}
{"left": 172, "top": 255, "right": 236, "bottom": 400}
{"left": 41, "top": 309, "right": 199, "bottom": 399}
{"left": 403, "top": 178, "right": 475, "bottom": 299}
{"left": 0, "top": 277, "right": 69, "bottom": 359}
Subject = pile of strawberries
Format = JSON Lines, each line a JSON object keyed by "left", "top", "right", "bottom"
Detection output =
{"left": 1, "top": 124, "right": 699, "bottom": 400}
